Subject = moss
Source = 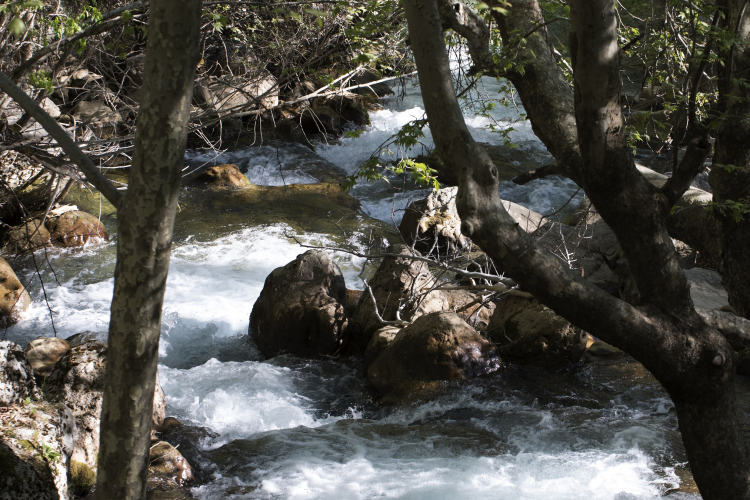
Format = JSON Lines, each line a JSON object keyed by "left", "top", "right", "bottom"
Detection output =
{"left": 69, "top": 460, "right": 97, "bottom": 496}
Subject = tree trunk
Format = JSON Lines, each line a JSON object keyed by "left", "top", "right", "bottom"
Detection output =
{"left": 94, "top": 0, "right": 201, "bottom": 498}
{"left": 709, "top": 0, "right": 750, "bottom": 318}
{"left": 403, "top": 0, "right": 750, "bottom": 497}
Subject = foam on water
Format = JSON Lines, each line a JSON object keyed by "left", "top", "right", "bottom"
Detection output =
{"left": 159, "top": 359, "right": 356, "bottom": 447}
{"left": 5, "top": 225, "right": 365, "bottom": 354}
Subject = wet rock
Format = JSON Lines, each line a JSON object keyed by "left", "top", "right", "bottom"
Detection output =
{"left": 0, "top": 257, "right": 31, "bottom": 324}
{"left": 44, "top": 341, "right": 167, "bottom": 469}
{"left": 194, "top": 163, "right": 251, "bottom": 188}
{"left": 349, "top": 245, "right": 434, "bottom": 351}
{"left": 367, "top": 312, "right": 500, "bottom": 394}
{"left": 363, "top": 325, "right": 402, "bottom": 371}
{"left": 351, "top": 69, "right": 394, "bottom": 97}
{"left": 586, "top": 341, "right": 624, "bottom": 358}
{"left": 249, "top": 250, "right": 349, "bottom": 358}
{"left": 344, "top": 289, "right": 362, "bottom": 318}
{"left": 0, "top": 340, "right": 40, "bottom": 404}
{"left": 24, "top": 337, "right": 71, "bottom": 379}
{"left": 48, "top": 210, "right": 108, "bottom": 248}
{"left": 0, "top": 401, "right": 71, "bottom": 500}
{"left": 314, "top": 93, "right": 371, "bottom": 126}
{"left": 399, "top": 187, "right": 470, "bottom": 254}
{"left": 684, "top": 267, "right": 729, "bottom": 310}
{"left": 4, "top": 219, "right": 51, "bottom": 254}
{"left": 64, "top": 331, "right": 105, "bottom": 347}
{"left": 487, "top": 295, "right": 588, "bottom": 366}
{"left": 147, "top": 441, "right": 195, "bottom": 492}
{"left": 301, "top": 105, "right": 341, "bottom": 135}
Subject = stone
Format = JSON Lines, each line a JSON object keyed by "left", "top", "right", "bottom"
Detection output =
{"left": 314, "top": 93, "right": 371, "bottom": 126}
{"left": 48, "top": 210, "right": 108, "bottom": 247}
{"left": 363, "top": 325, "right": 402, "bottom": 371}
{"left": 586, "top": 341, "right": 623, "bottom": 358}
{"left": 684, "top": 267, "right": 729, "bottom": 310}
{"left": 349, "top": 244, "right": 434, "bottom": 351}
{"left": 399, "top": 187, "right": 470, "bottom": 254}
{"left": 636, "top": 164, "right": 712, "bottom": 206}
{"left": 351, "top": 69, "right": 394, "bottom": 97}
{"left": 44, "top": 340, "right": 167, "bottom": 469}
{"left": 0, "top": 402, "right": 71, "bottom": 500}
{"left": 206, "top": 73, "right": 279, "bottom": 114}
{"left": 193, "top": 164, "right": 251, "bottom": 188}
{"left": 301, "top": 105, "right": 341, "bottom": 135}
{"left": 249, "top": 250, "right": 349, "bottom": 358}
{"left": 0, "top": 340, "right": 39, "bottom": 404}
{"left": 147, "top": 441, "right": 195, "bottom": 492}
{"left": 0, "top": 257, "right": 31, "bottom": 324}
{"left": 367, "top": 312, "right": 500, "bottom": 394}
{"left": 487, "top": 295, "right": 588, "bottom": 366}
{"left": 24, "top": 337, "right": 71, "bottom": 379}
{"left": 4, "top": 219, "right": 51, "bottom": 254}
{"left": 399, "top": 190, "right": 545, "bottom": 256}
{"left": 72, "top": 100, "right": 122, "bottom": 125}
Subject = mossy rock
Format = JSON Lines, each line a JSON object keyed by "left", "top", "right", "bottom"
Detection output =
{"left": 69, "top": 460, "right": 96, "bottom": 497}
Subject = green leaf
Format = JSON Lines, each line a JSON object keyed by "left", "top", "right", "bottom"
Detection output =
{"left": 8, "top": 17, "right": 25, "bottom": 36}
{"left": 121, "top": 9, "right": 133, "bottom": 22}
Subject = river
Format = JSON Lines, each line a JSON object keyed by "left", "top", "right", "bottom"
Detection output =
{"left": 1, "top": 76, "right": 716, "bottom": 499}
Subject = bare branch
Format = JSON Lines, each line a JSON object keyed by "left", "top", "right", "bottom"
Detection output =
{"left": 0, "top": 71, "right": 123, "bottom": 207}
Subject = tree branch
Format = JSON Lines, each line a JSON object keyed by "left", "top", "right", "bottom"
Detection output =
{"left": 662, "top": 129, "right": 712, "bottom": 207}
{"left": 0, "top": 71, "right": 123, "bottom": 208}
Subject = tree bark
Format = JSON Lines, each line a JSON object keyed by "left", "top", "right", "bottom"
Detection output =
{"left": 404, "top": 0, "right": 750, "bottom": 497}
{"left": 709, "top": 0, "right": 750, "bottom": 318}
{"left": 94, "top": 0, "right": 201, "bottom": 498}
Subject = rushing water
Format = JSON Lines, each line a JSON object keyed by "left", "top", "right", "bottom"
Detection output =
{"left": 1, "top": 78, "right": 713, "bottom": 499}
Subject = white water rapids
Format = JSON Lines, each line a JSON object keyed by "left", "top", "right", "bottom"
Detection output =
{"left": 2, "top": 77, "right": 705, "bottom": 499}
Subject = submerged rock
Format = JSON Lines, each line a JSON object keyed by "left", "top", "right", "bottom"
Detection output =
{"left": 48, "top": 211, "right": 108, "bottom": 248}
{"left": 194, "top": 163, "right": 251, "bottom": 188}
{"left": 249, "top": 250, "right": 349, "bottom": 358}
{"left": 367, "top": 312, "right": 500, "bottom": 395}
{"left": 24, "top": 337, "right": 71, "bottom": 379}
{"left": 487, "top": 295, "right": 588, "bottom": 366}
{"left": 44, "top": 340, "right": 167, "bottom": 470}
{"left": 0, "top": 257, "right": 31, "bottom": 324}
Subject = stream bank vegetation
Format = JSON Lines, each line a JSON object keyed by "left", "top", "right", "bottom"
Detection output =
{"left": 1, "top": 0, "right": 750, "bottom": 498}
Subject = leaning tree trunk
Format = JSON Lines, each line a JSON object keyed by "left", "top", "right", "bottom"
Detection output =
{"left": 403, "top": 0, "right": 750, "bottom": 497}
{"left": 95, "top": 0, "right": 201, "bottom": 498}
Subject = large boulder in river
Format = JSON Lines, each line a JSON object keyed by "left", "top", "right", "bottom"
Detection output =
{"left": 1, "top": 340, "right": 39, "bottom": 404}
{"left": 249, "top": 250, "right": 349, "bottom": 358}
{"left": 487, "top": 295, "right": 588, "bottom": 366}
{"left": 349, "top": 244, "right": 496, "bottom": 353}
{"left": 48, "top": 210, "right": 108, "bottom": 248}
{"left": 367, "top": 312, "right": 500, "bottom": 394}
{"left": 44, "top": 340, "right": 167, "bottom": 470}
{"left": 349, "top": 244, "right": 434, "bottom": 351}
{"left": 0, "top": 257, "right": 31, "bottom": 324}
